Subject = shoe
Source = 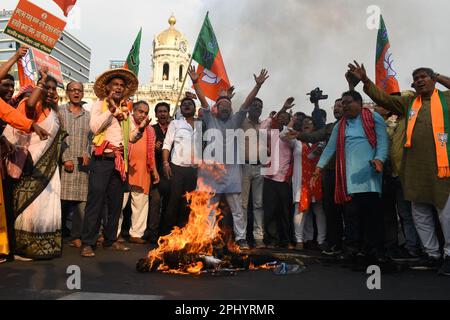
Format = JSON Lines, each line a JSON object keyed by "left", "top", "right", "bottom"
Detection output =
{"left": 409, "top": 255, "right": 441, "bottom": 270}
{"left": 351, "top": 252, "right": 369, "bottom": 271}
{"left": 236, "top": 239, "right": 250, "bottom": 250}
{"left": 407, "top": 248, "right": 423, "bottom": 258}
{"left": 254, "top": 239, "right": 265, "bottom": 249}
{"left": 294, "top": 242, "right": 304, "bottom": 251}
{"left": 129, "top": 237, "right": 146, "bottom": 244}
{"left": 117, "top": 236, "right": 126, "bottom": 243}
{"left": 438, "top": 256, "right": 450, "bottom": 276}
{"left": 81, "top": 245, "right": 95, "bottom": 257}
{"left": 322, "top": 244, "right": 342, "bottom": 256}
{"left": 69, "top": 239, "right": 82, "bottom": 248}
{"left": 387, "top": 246, "right": 420, "bottom": 262}
{"left": 14, "top": 255, "right": 33, "bottom": 262}
{"left": 0, "top": 258, "right": 6, "bottom": 264}
{"left": 318, "top": 242, "right": 328, "bottom": 252}
{"left": 104, "top": 241, "right": 130, "bottom": 252}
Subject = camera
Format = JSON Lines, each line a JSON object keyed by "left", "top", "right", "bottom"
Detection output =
{"left": 307, "top": 87, "right": 328, "bottom": 104}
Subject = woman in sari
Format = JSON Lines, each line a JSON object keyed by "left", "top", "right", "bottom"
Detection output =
{"left": 3, "top": 68, "right": 66, "bottom": 260}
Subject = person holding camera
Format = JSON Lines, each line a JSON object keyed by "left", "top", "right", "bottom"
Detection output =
{"left": 308, "top": 87, "right": 328, "bottom": 130}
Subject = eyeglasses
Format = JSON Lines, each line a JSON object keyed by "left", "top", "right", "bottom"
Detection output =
{"left": 67, "top": 89, "right": 83, "bottom": 93}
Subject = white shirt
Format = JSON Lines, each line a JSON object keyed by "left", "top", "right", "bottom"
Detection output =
{"left": 162, "top": 117, "right": 202, "bottom": 167}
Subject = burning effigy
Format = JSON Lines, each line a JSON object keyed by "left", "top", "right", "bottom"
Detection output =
{"left": 136, "top": 179, "right": 275, "bottom": 275}
{"left": 137, "top": 163, "right": 306, "bottom": 275}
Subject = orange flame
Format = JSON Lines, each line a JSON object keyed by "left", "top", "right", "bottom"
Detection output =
{"left": 146, "top": 179, "right": 222, "bottom": 273}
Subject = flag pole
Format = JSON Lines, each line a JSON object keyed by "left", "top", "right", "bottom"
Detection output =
{"left": 172, "top": 12, "right": 209, "bottom": 118}
{"left": 172, "top": 54, "right": 194, "bottom": 118}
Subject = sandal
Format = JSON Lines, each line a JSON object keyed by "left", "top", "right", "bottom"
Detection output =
{"left": 69, "top": 239, "right": 82, "bottom": 248}
{"left": 81, "top": 245, "right": 95, "bottom": 257}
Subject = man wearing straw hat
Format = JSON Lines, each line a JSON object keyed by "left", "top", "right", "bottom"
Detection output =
{"left": 80, "top": 68, "right": 149, "bottom": 257}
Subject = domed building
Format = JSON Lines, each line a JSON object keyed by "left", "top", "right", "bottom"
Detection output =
{"left": 79, "top": 14, "right": 191, "bottom": 120}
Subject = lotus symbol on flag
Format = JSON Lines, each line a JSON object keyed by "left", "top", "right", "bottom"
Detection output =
{"left": 201, "top": 68, "right": 221, "bottom": 85}
{"left": 383, "top": 48, "right": 397, "bottom": 78}
{"left": 22, "top": 51, "right": 35, "bottom": 81}
{"left": 208, "top": 39, "right": 217, "bottom": 50}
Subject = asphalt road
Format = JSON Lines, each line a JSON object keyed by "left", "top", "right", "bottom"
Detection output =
{"left": 1, "top": 243, "right": 449, "bottom": 300}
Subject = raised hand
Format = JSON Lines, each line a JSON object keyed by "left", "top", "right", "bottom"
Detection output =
{"left": 185, "top": 91, "right": 197, "bottom": 100}
{"left": 15, "top": 46, "right": 29, "bottom": 60}
{"left": 347, "top": 61, "right": 368, "bottom": 83}
{"left": 106, "top": 92, "right": 118, "bottom": 113}
{"left": 345, "top": 71, "right": 360, "bottom": 90}
{"left": 38, "top": 66, "right": 49, "bottom": 84}
{"left": 139, "top": 117, "right": 151, "bottom": 131}
{"left": 282, "top": 97, "right": 295, "bottom": 111}
{"left": 227, "top": 86, "right": 235, "bottom": 100}
{"left": 188, "top": 65, "right": 200, "bottom": 83}
{"left": 254, "top": 69, "right": 269, "bottom": 87}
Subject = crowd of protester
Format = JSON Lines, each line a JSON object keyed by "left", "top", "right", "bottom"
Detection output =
{"left": 0, "top": 47, "right": 449, "bottom": 277}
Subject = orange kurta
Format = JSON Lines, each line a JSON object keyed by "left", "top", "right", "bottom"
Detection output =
{"left": 128, "top": 133, "right": 151, "bottom": 195}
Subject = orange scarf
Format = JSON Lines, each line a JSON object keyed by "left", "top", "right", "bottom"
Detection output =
{"left": 405, "top": 89, "right": 450, "bottom": 178}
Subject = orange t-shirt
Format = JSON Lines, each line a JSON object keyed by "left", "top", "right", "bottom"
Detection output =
{"left": 128, "top": 133, "right": 151, "bottom": 194}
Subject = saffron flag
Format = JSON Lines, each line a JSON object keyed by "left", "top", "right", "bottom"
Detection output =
{"left": 17, "top": 47, "right": 35, "bottom": 87}
{"left": 375, "top": 15, "right": 400, "bottom": 94}
{"left": 124, "top": 28, "right": 142, "bottom": 76}
{"left": 192, "top": 13, "right": 230, "bottom": 101}
{"left": 53, "top": 0, "right": 77, "bottom": 17}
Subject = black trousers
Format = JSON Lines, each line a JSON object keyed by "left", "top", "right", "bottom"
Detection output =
{"left": 381, "top": 174, "right": 399, "bottom": 250}
{"left": 146, "top": 175, "right": 170, "bottom": 241}
{"left": 263, "top": 178, "right": 293, "bottom": 246}
{"left": 81, "top": 156, "right": 125, "bottom": 247}
{"left": 343, "top": 192, "right": 385, "bottom": 256}
{"left": 322, "top": 169, "right": 344, "bottom": 249}
{"left": 160, "top": 164, "right": 197, "bottom": 235}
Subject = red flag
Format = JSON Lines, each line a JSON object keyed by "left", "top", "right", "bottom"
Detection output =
{"left": 53, "top": 0, "right": 77, "bottom": 17}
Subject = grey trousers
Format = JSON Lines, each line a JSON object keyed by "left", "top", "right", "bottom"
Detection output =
{"left": 212, "top": 193, "right": 246, "bottom": 241}
{"left": 241, "top": 164, "right": 264, "bottom": 240}
{"left": 412, "top": 195, "right": 450, "bottom": 258}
